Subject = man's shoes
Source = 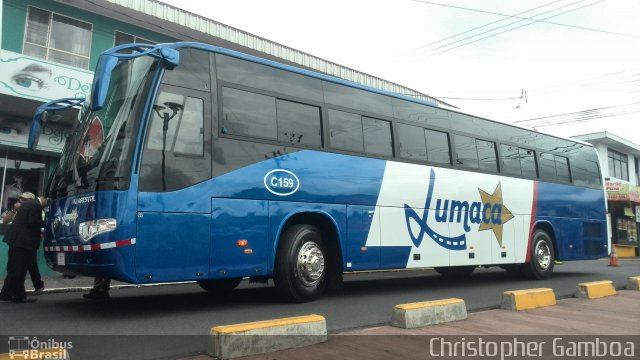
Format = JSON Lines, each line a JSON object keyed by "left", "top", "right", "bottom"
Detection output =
{"left": 83, "top": 291, "right": 110, "bottom": 300}
{"left": 554, "top": 260, "right": 564, "bottom": 265}
{"left": 10, "top": 297, "right": 37, "bottom": 303}
{"left": 32, "top": 286, "right": 45, "bottom": 296}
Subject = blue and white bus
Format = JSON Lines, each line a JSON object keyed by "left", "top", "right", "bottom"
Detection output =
{"left": 29, "top": 43, "right": 608, "bottom": 302}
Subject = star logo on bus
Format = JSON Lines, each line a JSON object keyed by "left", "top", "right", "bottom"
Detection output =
{"left": 478, "top": 183, "right": 514, "bottom": 247}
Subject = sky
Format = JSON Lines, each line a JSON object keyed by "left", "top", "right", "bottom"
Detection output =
{"left": 162, "top": 0, "right": 640, "bottom": 145}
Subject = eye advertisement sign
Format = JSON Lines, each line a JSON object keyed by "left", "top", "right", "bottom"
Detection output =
{"left": 0, "top": 50, "right": 94, "bottom": 102}
{"left": 0, "top": 115, "right": 68, "bottom": 153}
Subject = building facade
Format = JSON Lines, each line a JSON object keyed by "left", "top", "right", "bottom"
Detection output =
{"left": 573, "top": 132, "right": 640, "bottom": 257}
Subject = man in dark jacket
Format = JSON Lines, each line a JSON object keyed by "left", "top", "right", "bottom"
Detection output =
{"left": 0, "top": 195, "right": 47, "bottom": 303}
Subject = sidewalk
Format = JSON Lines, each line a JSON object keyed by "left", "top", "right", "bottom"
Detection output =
{"left": 182, "top": 290, "right": 640, "bottom": 360}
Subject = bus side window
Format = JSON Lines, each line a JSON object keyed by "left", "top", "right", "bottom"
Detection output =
{"left": 425, "top": 129, "right": 451, "bottom": 165}
{"left": 454, "top": 135, "right": 478, "bottom": 169}
{"left": 397, "top": 123, "right": 427, "bottom": 162}
{"left": 140, "top": 87, "right": 211, "bottom": 192}
{"left": 539, "top": 153, "right": 571, "bottom": 183}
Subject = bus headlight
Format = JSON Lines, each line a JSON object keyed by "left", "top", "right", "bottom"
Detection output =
{"left": 79, "top": 219, "right": 117, "bottom": 242}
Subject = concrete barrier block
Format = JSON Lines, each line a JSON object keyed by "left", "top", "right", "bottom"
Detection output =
{"left": 501, "top": 288, "right": 556, "bottom": 311}
{"left": 208, "top": 314, "right": 327, "bottom": 360}
{"left": 391, "top": 298, "right": 467, "bottom": 329}
{"left": 626, "top": 276, "right": 640, "bottom": 291}
{"left": 575, "top": 280, "right": 617, "bottom": 299}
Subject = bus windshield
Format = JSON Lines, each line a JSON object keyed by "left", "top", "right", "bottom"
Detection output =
{"left": 48, "top": 56, "right": 157, "bottom": 197}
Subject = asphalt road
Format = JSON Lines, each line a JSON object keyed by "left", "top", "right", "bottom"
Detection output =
{"left": 1, "top": 259, "right": 638, "bottom": 359}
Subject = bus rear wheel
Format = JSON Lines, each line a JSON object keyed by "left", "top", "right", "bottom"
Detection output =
{"left": 197, "top": 278, "right": 242, "bottom": 294}
{"left": 274, "top": 224, "right": 327, "bottom": 302}
{"left": 523, "top": 229, "right": 555, "bottom": 280}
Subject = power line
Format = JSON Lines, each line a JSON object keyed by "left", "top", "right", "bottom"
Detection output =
{"left": 513, "top": 101, "right": 640, "bottom": 127}
{"left": 531, "top": 67, "right": 640, "bottom": 92}
{"left": 514, "top": 101, "right": 640, "bottom": 123}
{"left": 410, "top": 0, "right": 564, "bottom": 52}
{"left": 408, "top": 0, "right": 640, "bottom": 41}
{"left": 427, "top": 0, "right": 606, "bottom": 56}
{"left": 413, "top": 0, "right": 589, "bottom": 54}
{"left": 520, "top": 110, "right": 640, "bottom": 127}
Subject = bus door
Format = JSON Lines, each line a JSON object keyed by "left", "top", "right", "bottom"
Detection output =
{"left": 135, "top": 83, "right": 212, "bottom": 282}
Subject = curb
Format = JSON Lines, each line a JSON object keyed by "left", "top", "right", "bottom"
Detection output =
{"left": 391, "top": 298, "right": 467, "bottom": 329}
{"left": 500, "top": 288, "right": 556, "bottom": 311}
{"left": 575, "top": 280, "right": 617, "bottom": 299}
{"left": 208, "top": 314, "right": 327, "bottom": 359}
{"left": 626, "top": 276, "right": 640, "bottom": 290}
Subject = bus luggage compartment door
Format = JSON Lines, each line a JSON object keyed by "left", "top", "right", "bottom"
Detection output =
{"left": 135, "top": 212, "right": 210, "bottom": 283}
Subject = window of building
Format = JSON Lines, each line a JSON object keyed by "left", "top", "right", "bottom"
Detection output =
{"left": 114, "top": 31, "right": 155, "bottom": 47}
{"left": 634, "top": 157, "right": 640, "bottom": 185}
{"left": 23, "top": 6, "right": 92, "bottom": 69}
{"left": 608, "top": 149, "right": 629, "bottom": 181}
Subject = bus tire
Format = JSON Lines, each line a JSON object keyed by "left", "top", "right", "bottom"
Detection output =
{"left": 274, "top": 224, "right": 327, "bottom": 302}
{"left": 434, "top": 265, "right": 476, "bottom": 278}
{"left": 524, "top": 229, "right": 555, "bottom": 280}
{"left": 197, "top": 278, "right": 242, "bottom": 294}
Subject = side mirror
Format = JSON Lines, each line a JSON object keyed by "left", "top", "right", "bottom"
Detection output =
{"left": 28, "top": 98, "right": 85, "bottom": 150}
{"left": 91, "top": 55, "right": 119, "bottom": 111}
{"left": 91, "top": 44, "right": 180, "bottom": 111}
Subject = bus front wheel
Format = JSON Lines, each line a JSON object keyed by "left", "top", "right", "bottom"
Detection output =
{"left": 524, "top": 229, "right": 555, "bottom": 280}
{"left": 197, "top": 278, "right": 242, "bottom": 294}
{"left": 274, "top": 224, "right": 327, "bottom": 302}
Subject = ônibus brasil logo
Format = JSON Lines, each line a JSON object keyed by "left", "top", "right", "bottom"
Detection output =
{"left": 404, "top": 169, "right": 514, "bottom": 250}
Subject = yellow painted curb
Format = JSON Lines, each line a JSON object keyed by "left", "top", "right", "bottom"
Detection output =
{"left": 395, "top": 298, "right": 464, "bottom": 311}
{"left": 212, "top": 314, "right": 325, "bottom": 334}
{"left": 627, "top": 276, "right": 640, "bottom": 291}
{"left": 501, "top": 288, "right": 556, "bottom": 311}
{"left": 575, "top": 280, "right": 617, "bottom": 299}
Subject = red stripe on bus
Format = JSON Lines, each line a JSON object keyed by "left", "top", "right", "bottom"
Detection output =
{"left": 525, "top": 181, "right": 539, "bottom": 263}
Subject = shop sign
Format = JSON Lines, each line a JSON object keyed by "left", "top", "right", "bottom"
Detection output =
{"left": 0, "top": 50, "right": 93, "bottom": 102}
{"left": 606, "top": 181, "right": 640, "bottom": 203}
{"left": 606, "top": 181, "right": 622, "bottom": 192}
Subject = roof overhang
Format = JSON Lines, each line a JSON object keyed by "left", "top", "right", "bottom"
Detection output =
{"left": 572, "top": 132, "right": 640, "bottom": 157}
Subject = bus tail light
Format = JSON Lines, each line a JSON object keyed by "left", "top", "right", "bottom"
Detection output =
{"left": 79, "top": 219, "right": 117, "bottom": 242}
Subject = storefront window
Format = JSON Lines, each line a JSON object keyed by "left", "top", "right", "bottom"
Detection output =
{"left": 0, "top": 150, "right": 46, "bottom": 223}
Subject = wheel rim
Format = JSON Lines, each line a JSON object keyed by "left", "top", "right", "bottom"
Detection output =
{"left": 296, "top": 241, "right": 325, "bottom": 287}
{"left": 535, "top": 240, "right": 551, "bottom": 270}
